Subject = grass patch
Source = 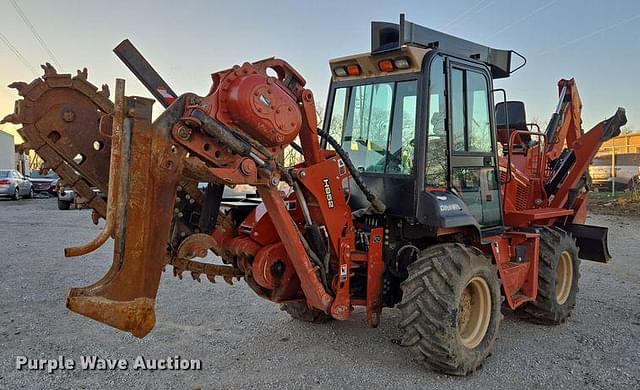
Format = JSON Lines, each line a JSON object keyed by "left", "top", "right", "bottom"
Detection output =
{"left": 588, "top": 189, "right": 640, "bottom": 216}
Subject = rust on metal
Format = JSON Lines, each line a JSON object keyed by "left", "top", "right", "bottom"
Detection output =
{"left": 64, "top": 79, "right": 126, "bottom": 257}
{"left": 6, "top": 56, "right": 362, "bottom": 336}
{"left": 66, "top": 296, "right": 156, "bottom": 338}
{"left": 169, "top": 257, "right": 243, "bottom": 285}
{"left": 366, "top": 227, "right": 384, "bottom": 328}
{"left": 2, "top": 64, "right": 113, "bottom": 219}
{"left": 65, "top": 81, "right": 188, "bottom": 337}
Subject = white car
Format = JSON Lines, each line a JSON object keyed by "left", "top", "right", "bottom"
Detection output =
{"left": 0, "top": 169, "right": 33, "bottom": 200}
{"left": 589, "top": 153, "right": 640, "bottom": 190}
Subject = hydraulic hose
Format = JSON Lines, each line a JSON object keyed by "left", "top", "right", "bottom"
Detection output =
{"left": 317, "top": 129, "right": 386, "bottom": 214}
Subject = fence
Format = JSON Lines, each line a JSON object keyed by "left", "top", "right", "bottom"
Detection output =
{"left": 597, "top": 133, "right": 640, "bottom": 155}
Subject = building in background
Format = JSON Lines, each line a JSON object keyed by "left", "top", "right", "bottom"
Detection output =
{"left": 0, "top": 130, "right": 30, "bottom": 175}
{"left": 0, "top": 130, "right": 15, "bottom": 170}
{"left": 15, "top": 144, "right": 30, "bottom": 176}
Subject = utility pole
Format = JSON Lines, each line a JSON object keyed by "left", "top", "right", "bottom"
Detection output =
{"left": 611, "top": 146, "right": 616, "bottom": 196}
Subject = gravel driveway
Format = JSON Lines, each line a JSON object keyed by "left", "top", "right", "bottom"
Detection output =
{"left": 0, "top": 198, "right": 638, "bottom": 389}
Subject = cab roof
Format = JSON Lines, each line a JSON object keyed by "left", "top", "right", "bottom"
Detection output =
{"left": 329, "top": 45, "right": 430, "bottom": 81}
{"left": 328, "top": 14, "right": 519, "bottom": 82}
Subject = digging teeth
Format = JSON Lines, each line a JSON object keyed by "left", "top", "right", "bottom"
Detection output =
{"left": 41, "top": 62, "right": 57, "bottom": 77}
{"left": 98, "top": 84, "right": 110, "bottom": 98}
{"left": 76, "top": 68, "right": 88, "bottom": 81}
{"left": 4, "top": 69, "right": 111, "bottom": 224}
{"left": 0, "top": 113, "right": 19, "bottom": 125}
{"left": 8, "top": 81, "right": 28, "bottom": 94}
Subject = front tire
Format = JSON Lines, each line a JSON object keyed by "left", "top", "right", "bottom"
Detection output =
{"left": 517, "top": 227, "right": 580, "bottom": 324}
{"left": 398, "top": 243, "right": 502, "bottom": 376}
{"left": 57, "top": 199, "right": 71, "bottom": 210}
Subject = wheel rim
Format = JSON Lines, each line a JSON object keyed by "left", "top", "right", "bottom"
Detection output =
{"left": 555, "top": 251, "right": 573, "bottom": 304}
{"left": 458, "top": 276, "right": 492, "bottom": 349}
{"left": 15, "top": 188, "right": 19, "bottom": 199}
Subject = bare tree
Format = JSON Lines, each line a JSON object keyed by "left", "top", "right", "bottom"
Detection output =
{"left": 283, "top": 103, "right": 325, "bottom": 167}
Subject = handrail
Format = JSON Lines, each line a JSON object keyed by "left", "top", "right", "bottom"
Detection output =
{"left": 507, "top": 130, "right": 547, "bottom": 181}
{"left": 503, "top": 130, "right": 548, "bottom": 215}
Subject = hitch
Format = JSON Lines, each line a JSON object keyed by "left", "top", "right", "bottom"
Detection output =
{"left": 65, "top": 79, "right": 186, "bottom": 337}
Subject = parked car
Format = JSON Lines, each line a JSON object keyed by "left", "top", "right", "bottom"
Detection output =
{"left": 589, "top": 153, "right": 640, "bottom": 190}
{"left": 0, "top": 169, "right": 33, "bottom": 200}
{"left": 28, "top": 169, "right": 59, "bottom": 194}
{"left": 57, "top": 186, "right": 106, "bottom": 210}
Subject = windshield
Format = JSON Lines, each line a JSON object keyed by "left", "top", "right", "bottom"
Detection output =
{"left": 0, "top": 170, "right": 9, "bottom": 178}
{"left": 328, "top": 80, "right": 417, "bottom": 174}
{"left": 30, "top": 170, "right": 58, "bottom": 179}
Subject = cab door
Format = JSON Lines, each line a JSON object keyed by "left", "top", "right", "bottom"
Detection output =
{"left": 446, "top": 59, "right": 502, "bottom": 227}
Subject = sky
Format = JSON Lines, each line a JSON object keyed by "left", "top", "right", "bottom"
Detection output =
{"left": 1, "top": 0, "right": 639, "bottom": 144}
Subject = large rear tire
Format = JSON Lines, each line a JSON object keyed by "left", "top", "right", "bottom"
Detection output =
{"left": 517, "top": 227, "right": 580, "bottom": 324}
{"left": 398, "top": 243, "right": 502, "bottom": 376}
{"left": 280, "top": 302, "right": 332, "bottom": 323}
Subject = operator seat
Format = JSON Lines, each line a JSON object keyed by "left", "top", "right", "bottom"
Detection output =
{"left": 495, "top": 101, "right": 531, "bottom": 152}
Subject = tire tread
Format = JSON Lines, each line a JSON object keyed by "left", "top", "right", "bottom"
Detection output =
{"left": 398, "top": 243, "right": 501, "bottom": 376}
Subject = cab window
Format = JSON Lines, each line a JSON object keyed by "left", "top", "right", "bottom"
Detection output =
{"left": 328, "top": 88, "right": 348, "bottom": 144}
{"left": 450, "top": 67, "right": 492, "bottom": 153}
{"left": 425, "top": 55, "right": 448, "bottom": 187}
{"left": 328, "top": 80, "right": 418, "bottom": 174}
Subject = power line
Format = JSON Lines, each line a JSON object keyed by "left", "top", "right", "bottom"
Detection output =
{"left": 8, "top": 0, "right": 63, "bottom": 69}
{"left": 483, "top": 0, "right": 559, "bottom": 40}
{"left": 442, "top": 0, "right": 496, "bottom": 29}
{"left": 537, "top": 12, "right": 640, "bottom": 56}
{"left": 0, "top": 31, "right": 39, "bottom": 75}
{"left": 442, "top": 0, "right": 487, "bottom": 28}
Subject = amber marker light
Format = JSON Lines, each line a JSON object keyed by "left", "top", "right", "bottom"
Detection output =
{"left": 346, "top": 64, "right": 361, "bottom": 76}
{"left": 377, "top": 59, "right": 395, "bottom": 72}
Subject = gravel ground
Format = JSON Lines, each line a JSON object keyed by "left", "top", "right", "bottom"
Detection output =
{"left": 0, "top": 198, "right": 638, "bottom": 389}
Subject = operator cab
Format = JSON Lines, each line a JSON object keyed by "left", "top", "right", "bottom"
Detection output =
{"left": 323, "top": 14, "right": 522, "bottom": 232}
